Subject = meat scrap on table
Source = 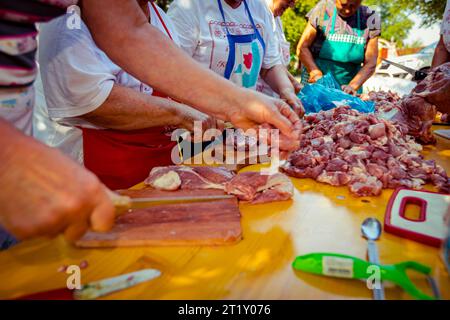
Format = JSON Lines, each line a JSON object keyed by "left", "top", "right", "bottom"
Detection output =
{"left": 281, "top": 106, "right": 449, "bottom": 197}
{"left": 145, "top": 166, "right": 294, "bottom": 204}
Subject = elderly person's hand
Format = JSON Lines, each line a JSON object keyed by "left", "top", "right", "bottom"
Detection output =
{"left": 0, "top": 120, "right": 115, "bottom": 242}
{"left": 280, "top": 87, "right": 305, "bottom": 117}
{"left": 228, "top": 90, "right": 301, "bottom": 150}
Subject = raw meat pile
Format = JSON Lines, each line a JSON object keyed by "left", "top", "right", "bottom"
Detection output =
{"left": 281, "top": 106, "right": 449, "bottom": 197}
{"left": 145, "top": 166, "right": 294, "bottom": 204}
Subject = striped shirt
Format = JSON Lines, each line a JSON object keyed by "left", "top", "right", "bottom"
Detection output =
{"left": 0, "top": 0, "right": 78, "bottom": 88}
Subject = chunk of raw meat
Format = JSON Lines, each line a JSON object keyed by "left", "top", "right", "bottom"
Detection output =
{"left": 224, "top": 172, "right": 294, "bottom": 204}
{"left": 145, "top": 165, "right": 294, "bottom": 204}
{"left": 145, "top": 166, "right": 234, "bottom": 191}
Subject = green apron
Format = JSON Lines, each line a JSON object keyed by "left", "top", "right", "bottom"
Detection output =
{"left": 302, "top": 7, "right": 366, "bottom": 93}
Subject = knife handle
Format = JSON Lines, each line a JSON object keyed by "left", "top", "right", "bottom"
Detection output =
{"left": 15, "top": 288, "right": 75, "bottom": 300}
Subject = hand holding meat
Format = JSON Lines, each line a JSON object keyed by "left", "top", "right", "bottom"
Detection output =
{"left": 0, "top": 120, "right": 115, "bottom": 242}
{"left": 401, "top": 63, "right": 450, "bottom": 127}
{"left": 173, "top": 104, "right": 221, "bottom": 134}
{"left": 228, "top": 91, "right": 301, "bottom": 148}
{"left": 414, "top": 63, "right": 450, "bottom": 114}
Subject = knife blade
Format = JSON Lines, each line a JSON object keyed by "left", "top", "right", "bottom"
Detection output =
{"left": 15, "top": 269, "right": 161, "bottom": 300}
{"left": 111, "top": 193, "right": 235, "bottom": 212}
{"left": 74, "top": 269, "right": 161, "bottom": 300}
{"left": 382, "top": 59, "right": 428, "bottom": 81}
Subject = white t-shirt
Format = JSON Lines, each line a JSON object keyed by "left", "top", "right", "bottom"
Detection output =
{"left": 167, "top": 0, "right": 281, "bottom": 81}
{"left": 441, "top": 0, "right": 450, "bottom": 53}
{"left": 0, "top": 86, "right": 35, "bottom": 135}
{"left": 37, "top": 3, "right": 179, "bottom": 163}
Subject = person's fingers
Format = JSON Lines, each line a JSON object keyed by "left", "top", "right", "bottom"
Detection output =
{"left": 287, "top": 72, "right": 302, "bottom": 94}
{"left": 275, "top": 100, "right": 301, "bottom": 139}
{"left": 64, "top": 221, "right": 89, "bottom": 243}
{"left": 216, "top": 119, "right": 225, "bottom": 132}
{"left": 263, "top": 101, "right": 298, "bottom": 139}
{"left": 89, "top": 187, "right": 115, "bottom": 233}
{"left": 286, "top": 95, "right": 305, "bottom": 117}
{"left": 181, "top": 119, "right": 195, "bottom": 132}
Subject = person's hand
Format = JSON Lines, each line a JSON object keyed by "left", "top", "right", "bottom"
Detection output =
{"left": 0, "top": 121, "right": 115, "bottom": 242}
{"left": 280, "top": 87, "right": 305, "bottom": 117}
{"left": 341, "top": 84, "right": 357, "bottom": 96}
{"left": 174, "top": 104, "right": 218, "bottom": 133}
{"left": 308, "top": 69, "right": 323, "bottom": 83}
{"left": 286, "top": 71, "right": 303, "bottom": 94}
{"left": 415, "top": 77, "right": 450, "bottom": 114}
{"left": 228, "top": 90, "right": 302, "bottom": 142}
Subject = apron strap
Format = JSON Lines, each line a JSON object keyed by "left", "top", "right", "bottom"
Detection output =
{"left": 217, "top": 0, "right": 232, "bottom": 35}
{"left": 356, "top": 8, "right": 362, "bottom": 37}
{"left": 217, "top": 0, "right": 266, "bottom": 51}
{"left": 150, "top": 1, "right": 173, "bottom": 40}
{"left": 242, "top": 0, "right": 266, "bottom": 51}
{"left": 328, "top": 6, "right": 363, "bottom": 38}
{"left": 329, "top": 7, "right": 337, "bottom": 35}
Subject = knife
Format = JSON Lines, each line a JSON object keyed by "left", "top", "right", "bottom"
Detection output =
{"left": 382, "top": 59, "right": 428, "bottom": 81}
{"left": 16, "top": 269, "right": 161, "bottom": 300}
{"left": 110, "top": 192, "right": 235, "bottom": 213}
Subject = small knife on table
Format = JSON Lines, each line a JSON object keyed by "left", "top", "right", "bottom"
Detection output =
{"left": 16, "top": 269, "right": 161, "bottom": 300}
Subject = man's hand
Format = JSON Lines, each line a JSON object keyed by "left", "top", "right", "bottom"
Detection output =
{"left": 0, "top": 120, "right": 115, "bottom": 242}
{"left": 279, "top": 88, "right": 305, "bottom": 117}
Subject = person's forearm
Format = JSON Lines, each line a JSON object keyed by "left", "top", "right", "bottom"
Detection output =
{"left": 432, "top": 36, "right": 450, "bottom": 68}
{"left": 261, "top": 64, "right": 295, "bottom": 96}
{"left": 348, "top": 61, "right": 376, "bottom": 91}
{"left": 82, "top": 0, "right": 245, "bottom": 121}
{"left": 298, "top": 46, "right": 320, "bottom": 73}
{"left": 80, "top": 85, "right": 185, "bottom": 130}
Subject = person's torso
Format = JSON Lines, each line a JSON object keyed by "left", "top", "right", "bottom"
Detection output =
{"left": 309, "top": 0, "right": 374, "bottom": 58}
{"left": 182, "top": 1, "right": 271, "bottom": 77}
{"left": 35, "top": 2, "right": 179, "bottom": 163}
{"left": 0, "top": 0, "right": 78, "bottom": 134}
{"left": 0, "top": 0, "right": 78, "bottom": 88}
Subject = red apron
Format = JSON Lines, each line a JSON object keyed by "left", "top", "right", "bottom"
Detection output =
{"left": 82, "top": 2, "right": 176, "bottom": 190}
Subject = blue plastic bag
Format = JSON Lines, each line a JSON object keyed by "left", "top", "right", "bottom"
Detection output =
{"left": 298, "top": 73, "right": 375, "bottom": 114}
{"left": 315, "top": 73, "right": 342, "bottom": 90}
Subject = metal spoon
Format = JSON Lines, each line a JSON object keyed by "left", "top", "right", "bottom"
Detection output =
{"left": 361, "top": 217, "right": 385, "bottom": 300}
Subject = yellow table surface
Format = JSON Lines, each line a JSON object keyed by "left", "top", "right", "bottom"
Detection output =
{"left": 1, "top": 128, "right": 449, "bottom": 300}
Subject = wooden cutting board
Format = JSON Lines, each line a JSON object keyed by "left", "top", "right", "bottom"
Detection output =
{"left": 76, "top": 188, "right": 242, "bottom": 248}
